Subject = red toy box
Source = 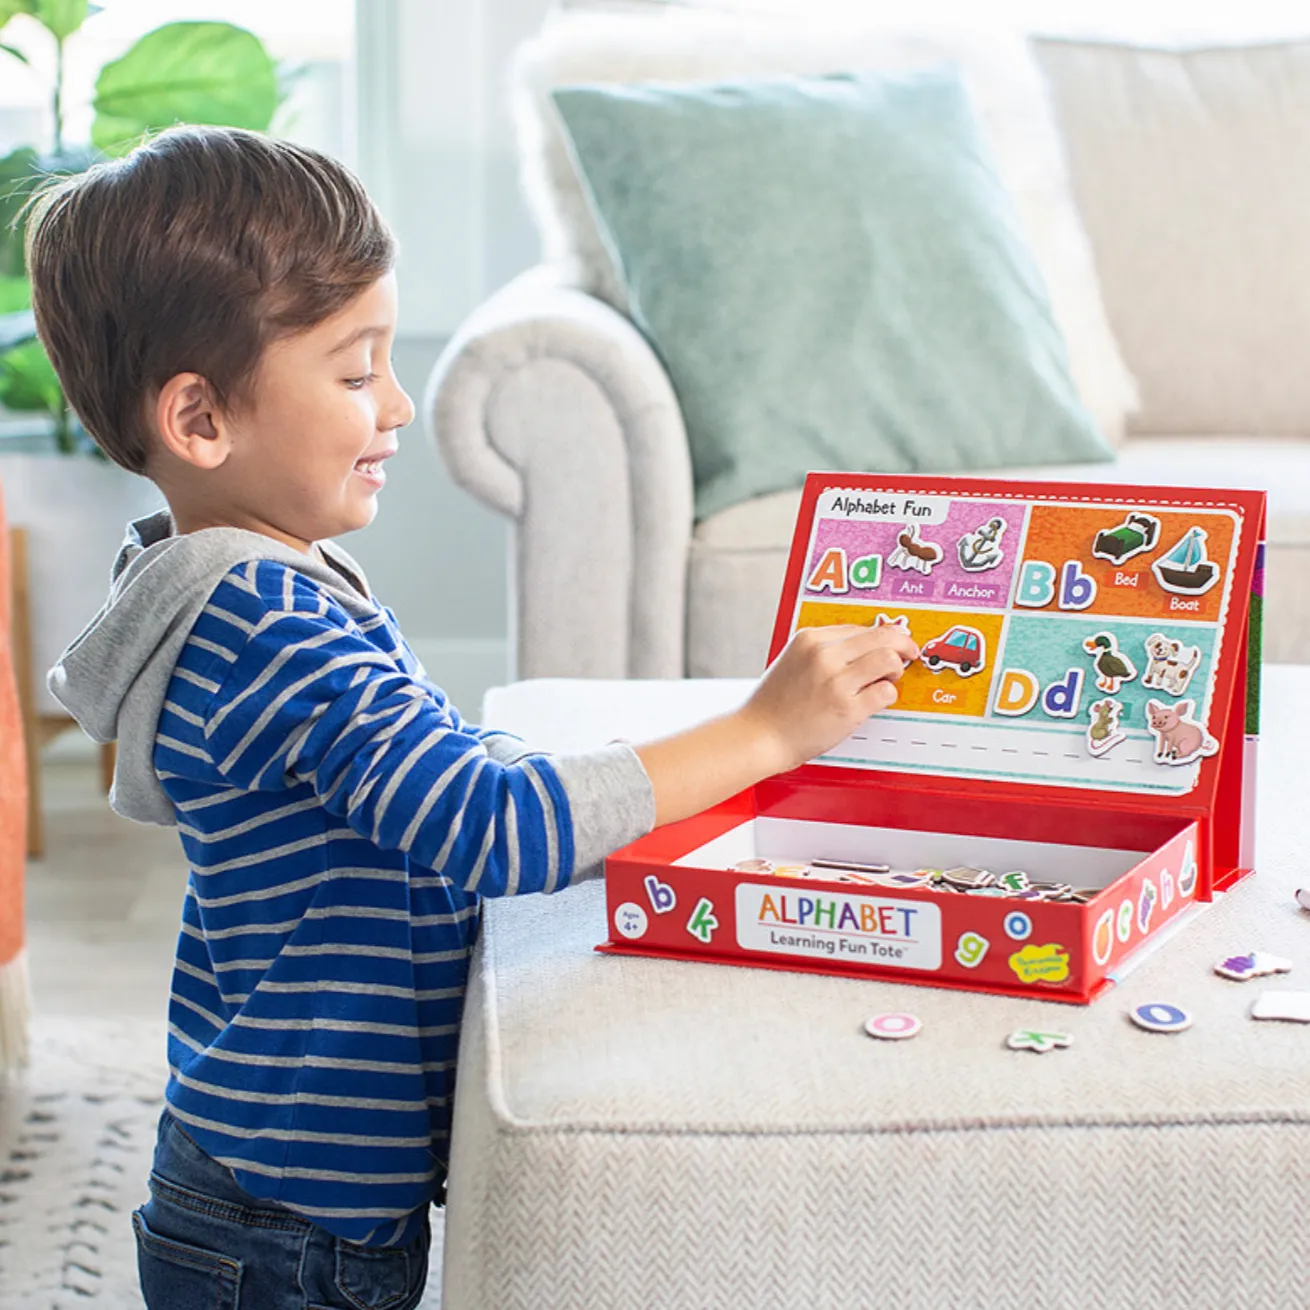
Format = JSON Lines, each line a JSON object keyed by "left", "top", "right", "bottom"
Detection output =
{"left": 602, "top": 474, "right": 1266, "bottom": 1003}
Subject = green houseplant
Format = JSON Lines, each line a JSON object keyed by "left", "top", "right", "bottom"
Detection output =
{"left": 0, "top": 1, "right": 282, "bottom": 452}
{"left": 0, "top": 4, "right": 287, "bottom": 729}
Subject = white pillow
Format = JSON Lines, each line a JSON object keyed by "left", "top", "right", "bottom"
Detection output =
{"left": 514, "top": 8, "right": 1138, "bottom": 446}
{"left": 1034, "top": 36, "right": 1310, "bottom": 436}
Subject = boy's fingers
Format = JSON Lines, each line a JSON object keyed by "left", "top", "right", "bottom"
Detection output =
{"left": 856, "top": 678, "right": 899, "bottom": 715}
{"left": 846, "top": 627, "right": 919, "bottom": 666}
{"left": 844, "top": 646, "right": 911, "bottom": 691}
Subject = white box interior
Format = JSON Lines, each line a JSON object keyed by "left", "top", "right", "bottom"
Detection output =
{"left": 674, "top": 816, "right": 1148, "bottom": 890}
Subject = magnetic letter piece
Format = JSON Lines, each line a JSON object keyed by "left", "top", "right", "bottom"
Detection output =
{"left": 1042, "top": 668, "right": 1084, "bottom": 719}
{"left": 1003, "top": 911, "right": 1032, "bottom": 941}
{"left": 1297, "top": 888, "right": 1310, "bottom": 913}
{"left": 1082, "top": 632, "right": 1138, "bottom": 694}
{"left": 957, "top": 517, "right": 1007, "bottom": 573}
{"left": 850, "top": 554, "right": 883, "bottom": 589}
{"left": 864, "top": 1012, "right": 923, "bottom": 1041}
{"left": 614, "top": 903, "right": 649, "bottom": 940}
{"left": 886, "top": 523, "right": 943, "bottom": 576}
{"left": 1141, "top": 633, "right": 1202, "bottom": 697}
{"left": 995, "top": 669, "right": 1039, "bottom": 717}
{"left": 1145, "top": 699, "right": 1219, "bottom": 766}
{"left": 1130, "top": 1002, "right": 1193, "bottom": 1033}
{"left": 1087, "top": 698, "right": 1126, "bottom": 757}
{"left": 1151, "top": 526, "right": 1221, "bottom": 597}
{"left": 1250, "top": 992, "right": 1310, "bottom": 1023}
{"left": 954, "top": 932, "right": 990, "bottom": 968}
{"left": 1059, "top": 560, "right": 1097, "bottom": 611}
{"left": 686, "top": 897, "right": 719, "bottom": 944}
{"left": 1006, "top": 1030, "right": 1074, "bottom": 1054}
{"left": 644, "top": 875, "right": 677, "bottom": 914}
{"left": 997, "top": 871, "right": 1031, "bottom": 893}
{"left": 807, "top": 547, "right": 848, "bottom": 594}
{"left": 1214, "top": 952, "right": 1293, "bottom": 982}
{"left": 1016, "top": 560, "right": 1056, "bottom": 608}
{"left": 1092, "top": 511, "right": 1160, "bottom": 564}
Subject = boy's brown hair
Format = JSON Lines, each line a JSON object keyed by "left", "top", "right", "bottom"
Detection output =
{"left": 24, "top": 126, "right": 395, "bottom": 474}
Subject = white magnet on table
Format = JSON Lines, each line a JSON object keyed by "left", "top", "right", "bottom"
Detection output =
{"left": 1250, "top": 992, "right": 1310, "bottom": 1023}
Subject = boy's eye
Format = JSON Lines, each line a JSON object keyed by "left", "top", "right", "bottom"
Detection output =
{"left": 345, "top": 373, "right": 379, "bottom": 390}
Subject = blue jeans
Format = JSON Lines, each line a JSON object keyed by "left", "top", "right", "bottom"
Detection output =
{"left": 133, "top": 1110, "right": 431, "bottom": 1310}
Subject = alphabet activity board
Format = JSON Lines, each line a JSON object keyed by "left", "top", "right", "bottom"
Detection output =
{"left": 603, "top": 474, "right": 1266, "bottom": 1003}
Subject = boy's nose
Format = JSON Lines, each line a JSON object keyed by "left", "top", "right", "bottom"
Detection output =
{"left": 386, "top": 383, "right": 416, "bottom": 432}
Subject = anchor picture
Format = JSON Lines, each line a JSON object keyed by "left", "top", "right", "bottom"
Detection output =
{"left": 1151, "top": 526, "right": 1221, "bottom": 596}
{"left": 957, "top": 517, "right": 1007, "bottom": 572}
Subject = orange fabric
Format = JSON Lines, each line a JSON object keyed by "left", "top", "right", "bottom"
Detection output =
{"left": 0, "top": 473, "right": 26, "bottom": 967}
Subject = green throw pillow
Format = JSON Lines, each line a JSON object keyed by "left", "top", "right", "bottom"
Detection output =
{"left": 551, "top": 68, "right": 1113, "bottom": 520}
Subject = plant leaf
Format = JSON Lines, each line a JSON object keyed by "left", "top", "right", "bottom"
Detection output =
{"left": 92, "top": 22, "right": 278, "bottom": 155}
{"left": 0, "top": 40, "right": 29, "bottom": 64}
{"left": 0, "top": 147, "right": 39, "bottom": 278}
{"left": 0, "top": 2, "right": 38, "bottom": 32}
{"left": 0, "top": 336, "right": 61, "bottom": 413}
{"left": 31, "top": 0, "right": 86, "bottom": 40}
{"left": 0, "top": 306, "right": 36, "bottom": 355}
{"left": 0, "top": 277, "right": 31, "bottom": 311}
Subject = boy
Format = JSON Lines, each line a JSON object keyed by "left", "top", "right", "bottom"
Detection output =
{"left": 27, "top": 127, "right": 915, "bottom": 1309}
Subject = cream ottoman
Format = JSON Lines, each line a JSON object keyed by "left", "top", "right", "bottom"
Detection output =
{"left": 444, "top": 670, "right": 1310, "bottom": 1310}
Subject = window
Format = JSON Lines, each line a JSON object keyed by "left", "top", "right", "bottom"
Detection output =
{"left": 679, "top": 0, "right": 1310, "bottom": 39}
{"left": 0, "top": 1, "right": 355, "bottom": 161}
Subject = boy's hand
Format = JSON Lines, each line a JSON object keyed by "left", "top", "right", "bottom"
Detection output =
{"left": 633, "top": 622, "right": 917, "bottom": 829}
{"left": 738, "top": 624, "right": 919, "bottom": 775}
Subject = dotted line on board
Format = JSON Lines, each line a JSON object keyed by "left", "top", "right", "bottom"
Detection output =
{"left": 846, "top": 733, "right": 1153, "bottom": 769}
{"left": 817, "top": 485, "right": 1248, "bottom": 513}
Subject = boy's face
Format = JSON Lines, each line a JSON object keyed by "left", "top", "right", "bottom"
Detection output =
{"left": 196, "top": 273, "right": 414, "bottom": 552}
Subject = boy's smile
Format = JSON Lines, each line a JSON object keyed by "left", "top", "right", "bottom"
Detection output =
{"left": 153, "top": 272, "right": 415, "bottom": 553}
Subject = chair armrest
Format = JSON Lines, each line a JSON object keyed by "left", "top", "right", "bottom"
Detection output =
{"left": 425, "top": 267, "right": 694, "bottom": 679}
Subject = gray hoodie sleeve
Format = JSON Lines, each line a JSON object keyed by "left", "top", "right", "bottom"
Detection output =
{"left": 548, "top": 744, "right": 656, "bottom": 881}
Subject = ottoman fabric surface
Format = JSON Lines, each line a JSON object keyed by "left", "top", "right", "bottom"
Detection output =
{"left": 443, "top": 673, "right": 1310, "bottom": 1309}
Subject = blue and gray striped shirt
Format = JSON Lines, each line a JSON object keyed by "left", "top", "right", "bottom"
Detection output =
{"left": 150, "top": 557, "right": 643, "bottom": 1246}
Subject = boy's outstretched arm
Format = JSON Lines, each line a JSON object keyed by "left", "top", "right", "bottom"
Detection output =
{"left": 635, "top": 624, "right": 917, "bottom": 828}
{"left": 199, "top": 569, "right": 913, "bottom": 895}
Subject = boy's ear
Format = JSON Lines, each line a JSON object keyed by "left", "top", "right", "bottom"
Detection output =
{"left": 155, "top": 372, "right": 229, "bottom": 470}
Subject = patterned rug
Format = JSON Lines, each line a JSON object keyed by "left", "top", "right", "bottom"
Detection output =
{"left": 0, "top": 1018, "right": 444, "bottom": 1309}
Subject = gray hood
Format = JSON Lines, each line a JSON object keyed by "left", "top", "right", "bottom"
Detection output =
{"left": 48, "top": 508, "right": 379, "bottom": 827}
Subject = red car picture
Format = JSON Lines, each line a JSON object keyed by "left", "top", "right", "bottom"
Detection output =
{"left": 921, "top": 625, "right": 987, "bottom": 677}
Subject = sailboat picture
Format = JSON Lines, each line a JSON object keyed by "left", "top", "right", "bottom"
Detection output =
{"left": 1151, "top": 526, "right": 1221, "bottom": 596}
